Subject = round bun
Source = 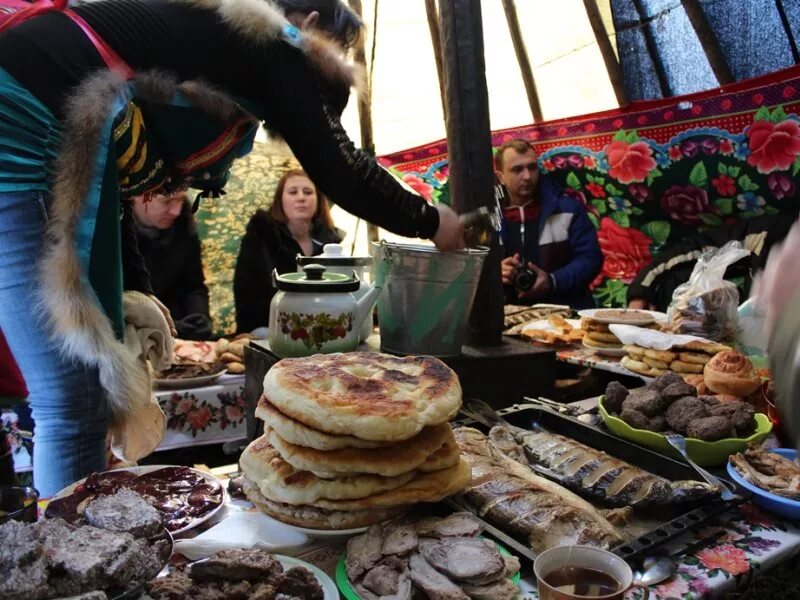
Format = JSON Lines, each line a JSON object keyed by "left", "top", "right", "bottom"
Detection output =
{"left": 583, "top": 335, "right": 623, "bottom": 349}
{"left": 644, "top": 348, "right": 677, "bottom": 363}
{"left": 703, "top": 351, "right": 760, "bottom": 397}
{"left": 621, "top": 355, "right": 664, "bottom": 377}
{"left": 670, "top": 360, "right": 705, "bottom": 374}
{"left": 263, "top": 352, "right": 462, "bottom": 442}
{"left": 241, "top": 475, "right": 406, "bottom": 530}
{"left": 584, "top": 330, "right": 621, "bottom": 345}
{"left": 623, "top": 344, "right": 646, "bottom": 359}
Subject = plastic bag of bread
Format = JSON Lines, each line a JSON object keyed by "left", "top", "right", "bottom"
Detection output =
{"left": 667, "top": 241, "right": 750, "bottom": 342}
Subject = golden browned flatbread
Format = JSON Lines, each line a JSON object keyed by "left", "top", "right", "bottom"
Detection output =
{"left": 623, "top": 344, "right": 646, "bottom": 359}
{"left": 585, "top": 330, "right": 621, "bottom": 345}
{"left": 644, "top": 348, "right": 677, "bottom": 363}
{"left": 240, "top": 436, "right": 416, "bottom": 505}
{"left": 256, "top": 398, "right": 389, "bottom": 451}
{"left": 266, "top": 423, "right": 456, "bottom": 478}
{"left": 264, "top": 353, "right": 462, "bottom": 442}
{"left": 679, "top": 352, "right": 711, "bottom": 365}
{"left": 675, "top": 341, "right": 730, "bottom": 355}
{"left": 583, "top": 335, "right": 623, "bottom": 349}
{"left": 312, "top": 460, "right": 472, "bottom": 511}
{"left": 242, "top": 476, "right": 407, "bottom": 530}
{"left": 621, "top": 355, "right": 664, "bottom": 377}
{"left": 580, "top": 318, "right": 611, "bottom": 333}
{"left": 670, "top": 360, "right": 705, "bottom": 374}
{"left": 643, "top": 356, "right": 671, "bottom": 371}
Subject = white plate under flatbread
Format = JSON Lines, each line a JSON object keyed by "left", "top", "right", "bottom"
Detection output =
{"left": 263, "top": 352, "right": 462, "bottom": 442}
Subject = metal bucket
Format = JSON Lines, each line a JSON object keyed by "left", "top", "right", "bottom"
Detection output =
{"left": 372, "top": 242, "right": 488, "bottom": 357}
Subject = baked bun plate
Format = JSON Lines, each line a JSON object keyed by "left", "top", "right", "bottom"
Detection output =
{"left": 599, "top": 397, "right": 772, "bottom": 467}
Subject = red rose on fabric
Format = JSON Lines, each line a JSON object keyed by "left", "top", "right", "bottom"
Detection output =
{"left": 719, "top": 139, "right": 734, "bottom": 155}
{"left": 596, "top": 217, "right": 652, "bottom": 282}
{"left": 661, "top": 185, "right": 714, "bottom": 225}
{"left": 186, "top": 406, "right": 213, "bottom": 431}
{"left": 402, "top": 174, "right": 433, "bottom": 201}
{"left": 586, "top": 182, "right": 606, "bottom": 198}
{"left": 606, "top": 140, "right": 657, "bottom": 183}
{"left": 583, "top": 155, "right": 597, "bottom": 168}
{"left": 746, "top": 119, "right": 800, "bottom": 173}
{"left": 712, "top": 174, "right": 736, "bottom": 196}
{"left": 668, "top": 145, "right": 683, "bottom": 160}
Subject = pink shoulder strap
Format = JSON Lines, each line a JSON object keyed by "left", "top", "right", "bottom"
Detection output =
{"left": 0, "top": 0, "right": 134, "bottom": 79}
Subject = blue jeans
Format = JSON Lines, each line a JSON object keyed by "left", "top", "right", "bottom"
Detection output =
{"left": 0, "top": 190, "right": 109, "bottom": 497}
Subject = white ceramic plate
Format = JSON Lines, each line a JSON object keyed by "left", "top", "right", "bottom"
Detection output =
{"left": 154, "top": 369, "right": 227, "bottom": 390}
{"left": 582, "top": 338, "right": 627, "bottom": 357}
{"left": 578, "top": 308, "right": 656, "bottom": 326}
{"left": 259, "top": 512, "right": 368, "bottom": 538}
{"left": 47, "top": 465, "right": 227, "bottom": 536}
{"left": 276, "top": 555, "right": 339, "bottom": 599}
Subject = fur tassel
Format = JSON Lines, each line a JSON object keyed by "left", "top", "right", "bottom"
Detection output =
{"left": 40, "top": 71, "right": 150, "bottom": 421}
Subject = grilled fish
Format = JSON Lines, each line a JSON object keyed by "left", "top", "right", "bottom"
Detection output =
{"left": 453, "top": 427, "right": 624, "bottom": 554}
{"left": 488, "top": 425, "right": 718, "bottom": 507}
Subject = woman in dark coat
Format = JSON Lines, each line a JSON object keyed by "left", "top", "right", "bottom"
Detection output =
{"left": 234, "top": 169, "right": 343, "bottom": 333}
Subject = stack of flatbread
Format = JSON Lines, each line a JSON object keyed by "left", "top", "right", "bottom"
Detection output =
{"left": 621, "top": 340, "right": 730, "bottom": 378}
{"left": 240, "top": 352, "right": 471, "bottom": 530}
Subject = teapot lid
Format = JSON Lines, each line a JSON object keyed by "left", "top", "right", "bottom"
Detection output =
{"left": 297, "top": 243, "right": 373, "bottom": 267}
{"left": 274, "top": 264, "right": 360, "bottom": 293}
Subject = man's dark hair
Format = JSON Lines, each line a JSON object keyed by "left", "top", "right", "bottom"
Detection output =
{"left": 494, "top": 138, "right": 535, "bottom": 171}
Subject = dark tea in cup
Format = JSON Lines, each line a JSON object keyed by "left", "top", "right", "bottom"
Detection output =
{"left": 544, "top": 566, "right": 621, "bottom": 596}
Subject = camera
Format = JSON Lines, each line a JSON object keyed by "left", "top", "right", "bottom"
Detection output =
{"left": 514, "top": 266, "right": 537, "bottom": 292}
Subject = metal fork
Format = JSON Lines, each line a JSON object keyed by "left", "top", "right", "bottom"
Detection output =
{"left": 664, "top": 433, "right": 736, "bottom": 500}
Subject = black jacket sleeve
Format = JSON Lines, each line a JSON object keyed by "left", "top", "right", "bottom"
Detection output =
{"left": 179, "top": 231, "right": 210, "bottom": 318}
{"left": 233, "top": 224, "right": 275, "bottom": 334}
{"left": 247, "top": 47, "right": 440, "bottom": 240}
{"left": 121, "top": 202, "right": 153, "bottom": 295}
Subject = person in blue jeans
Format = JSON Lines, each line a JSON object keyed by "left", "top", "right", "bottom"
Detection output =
{"left": 0, "top": 0, "right": 463, "bottom": 496}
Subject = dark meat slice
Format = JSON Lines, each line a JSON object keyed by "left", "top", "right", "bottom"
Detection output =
{"left": 275, "top": 566, "right": 323, "bottom": 600}
{"left": 666, "top": 397, "right": 708, "bottom": 434}
{"left": 346, "top": 524, "right": 385, "bottom": 581}
{"left": 462, "top": 578, "right": 520, "bottom": 600}
{"left": 0, "top": 556, "right": 50, "bottom": 600}
{"left": 102, "top": 538, "right": 165, "bottom": 589}
{"left": 408, "top": 553, "right": 469, "bottom": 600}
{"left": 415, "top": 512, "right": 483, "bottom": 538}
{"left": 249, "top": 581, "right": 280, "bottom": 600}
{"left": 603, "top": 381, "right": 629, "bottom": 414}
{"left": 621, "top": 388, "right": 664, "bottom": 417}
{"left": 84, "top": 489, "right": 163, "bottom": 537}
{"left": 190, "top": 548, "right": 283, "bottom": 583}
{"left": 381, "top": 522, "right": 418, "bottom": 556}
{"left": 651, "top": 371, "right": 684, "bottom": 391}
{"left": 419, "top": 537, "right": 506, "bottom": 585}
{"left": 661, "top": 381, "right": 698, "bottom": 404}
{"left": 687, "top": 416, "right": 736, "bottom": 441}
{"left": 49, "top": 525, "right": 132, "bottom": 588}
{"left": 361, "top": 564, "right": 413, "bottom": 597}
{"left": 83, "top": 470, "right": 138, "bottom": 493}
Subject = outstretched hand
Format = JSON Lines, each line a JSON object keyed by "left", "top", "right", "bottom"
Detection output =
{"left": 432, "top": 204, "right": 465, "bottom": 252}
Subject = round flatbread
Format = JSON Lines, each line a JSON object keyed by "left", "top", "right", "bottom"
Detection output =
{"left": 621, "top": 355, "right": 664, "bottom": 377}
{"left": 263, "top": 353, "right": 462, "bottom": 442}
{"left": 643, "top": 356, "right": 670, "bottom": 371}
{"left": 239, "top": 436, "right": 416, "bottom": 505}
{"left": 623, "top": 344, "right": 646, "bottom": 359}
{"left": 670, "top": 360, "right": 705, "bottom": 374}
{"left": 312, "top": 460, "right": 472, "bottom": 511}
{"left": 675, "top": 341, "right": 729, "bottom": 355}
{"left": 266, "top": 423, "right": 457, "bottom": 478}
{"left": 679, "top": 352, "right": 711, "bottom": 365}
{"left": 583, "top": 335, "right": 623, "bottom": 349}
{"left": 584, "top": 330, "right": 621, "bottom": 344}
{"left": 256, "top": 398, "right": 389, "bottom": 450}
{"left": 242, "top": 476, "right": 406, "bottom": 530}
{"left": 644, "top": 348, "right": 677, "bottom": 363}
{"left": 580, "top": 318, "right": 611, "bottom": 333}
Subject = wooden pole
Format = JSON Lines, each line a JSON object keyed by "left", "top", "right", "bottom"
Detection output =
{"left": 500, "top": 0, "right": 543, "bottom": 122}
{"left": 424, "top": 0, "right": 447, "bottom": 116}
{"left": 438, "top": 0, "right": 504, "bottom": 346}
{"left": 347, "top": 0, "right": 380, "bottom": 243}
{"left": 583, "top": 0, "right": 629, "bottom": 107}
{"left": 681, "top": 0, "right": 734, "bottom": 84}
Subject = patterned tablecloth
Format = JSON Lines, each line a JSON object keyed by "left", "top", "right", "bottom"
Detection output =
{"left": 2, "top": 374, "right": 247, "bottom": 472}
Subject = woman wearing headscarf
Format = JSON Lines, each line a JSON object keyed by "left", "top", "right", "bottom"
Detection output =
{"left": 0, "top": 0, "right": 463, "bottom": 495}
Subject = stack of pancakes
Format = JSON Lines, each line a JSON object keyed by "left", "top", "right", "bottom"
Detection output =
{"left": 581, "top": 317, "right": 624, "bottom": 351}
{"left": 621, "top": 340, "right": 729, "bottom": 378}
{"left": 240, "top": 352, "right": 471, "bottom": 530}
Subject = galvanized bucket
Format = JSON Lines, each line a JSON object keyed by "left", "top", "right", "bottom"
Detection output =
{"left": 372, "top": 242, "right": 488, "bottom": 357}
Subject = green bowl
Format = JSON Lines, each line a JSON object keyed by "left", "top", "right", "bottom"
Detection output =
{"left": 598, "top": 396, "right": 772, "bottom": 467}
{"left": 335, "top": 539, "right": 521, "bottom": 600}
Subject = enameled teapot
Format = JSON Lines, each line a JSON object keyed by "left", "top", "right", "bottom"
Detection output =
{"left": 268, "top": 264, "right": 381, "bottom": 358}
